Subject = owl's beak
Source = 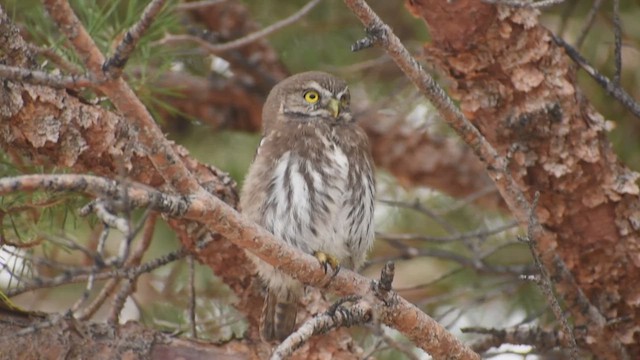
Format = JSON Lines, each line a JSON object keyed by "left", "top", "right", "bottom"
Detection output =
{"left": 328, "top": 98, "right": 340, "bottom": 118}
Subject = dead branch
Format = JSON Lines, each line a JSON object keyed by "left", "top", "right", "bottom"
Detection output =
{"left": 0, "top": 174, "right": 481, "bottom": 359}
{"left": 5, "top": 244, "right": 189, "bottom": 298}
{"left": 403, "top": 0, "right": 639, "bottom": 358}
{"left": 612, "top": 0, "right": 622, "bottom": 85}
{"left": 522, "top": 193, "right": 577, "bottom": 358}
{"left": 575, "top": 0, "right": 604, "bottom": 49}
{"left": 344, "top": 0, "right": 532, "bottom": 221}
{"left": 102, "top": 0, "right": 168, "bottom": 78}
{"left": 76, "top": 213, "right": 158, "bottom": 320}
{"left": 158, "top": 0, "right": 322, "bottom": 54}
{"left": 463, "top": 325, "right": 568, "bottom": 354}
{"left": 0, "top": 313, "right": 254, "bottom": 360}
{"left": 43, "top": 0, "right": 204, "bottom": 195}
{"left": 552, "top": 33, "right": 640, "bottom": 119}
{"left": 0, "top": 64, "right": 96, "bottom": 88}
{"left": 271, "top": 301, "right": 372, "bottom": 360}
{"left": 175, "top": 0, "right": 229, "bottom": 11}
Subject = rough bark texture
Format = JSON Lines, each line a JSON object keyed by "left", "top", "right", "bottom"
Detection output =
{"left": 0, "top": 81, "right": 235, "bottom": 201}
{"left": 0, "top": 3, "right": 364, "bottom": 359}
{"left": 0, "top": 311, "right": 255, "bottom": 360}
{"left": 406, "top": 0, "right": 640, "bottom": 357}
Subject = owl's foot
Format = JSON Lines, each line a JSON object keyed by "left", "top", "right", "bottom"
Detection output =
{"left": 313, "top": 251, "right": 341, "bottom": 279}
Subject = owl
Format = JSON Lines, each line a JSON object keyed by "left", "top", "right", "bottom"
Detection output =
{"left": 240, "top": 71, "right": 375, "bottom": 342}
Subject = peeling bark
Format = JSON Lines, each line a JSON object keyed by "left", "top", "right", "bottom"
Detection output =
{"left": 407, "top": 0, "right": 640, "bottom": 357}
{"left": 0, "top": 4, "right": 366, "bottom": 358}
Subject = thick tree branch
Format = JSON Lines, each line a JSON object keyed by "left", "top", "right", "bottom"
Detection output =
{"left": 0, "top": 2, "right": 257, "bottom": 340}
{"left": 344, "top": 0, "right": 531, "bottom": 219}
{"left": 404, "top": 0, "right": 639, "bottom": 357}
{"left": 0, "top": 173, "right": 480, "bottom": 359}
{"left": 0, "top": 312, "right": 254, "bottom": 360}
{"left": 43, "top": 0, "right": 204, "bottom": 195}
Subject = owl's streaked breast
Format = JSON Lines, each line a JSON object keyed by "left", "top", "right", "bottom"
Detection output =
{"left": 258, "top": 130, "right": 373, "bottom": 270}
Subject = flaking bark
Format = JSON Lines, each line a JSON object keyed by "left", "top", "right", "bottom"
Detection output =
{"left": 407, "top": 0, "right": 640, "bottom": 357}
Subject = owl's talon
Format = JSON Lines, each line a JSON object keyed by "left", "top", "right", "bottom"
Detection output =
{"left": 313, "top": 251, "right": 340, "bottom": 277}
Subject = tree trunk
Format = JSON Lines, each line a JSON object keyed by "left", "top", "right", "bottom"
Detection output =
{"left": 407, "top": 0, "right": 640, "bottom": 357}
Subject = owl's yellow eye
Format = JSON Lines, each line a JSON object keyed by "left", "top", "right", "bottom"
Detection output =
{"left": 304, "top": 90, "right": 320, "bottom": 104}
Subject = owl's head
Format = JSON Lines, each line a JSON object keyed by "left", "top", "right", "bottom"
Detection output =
{"left": 263, "top": 71, "right": 352, "bottom": 132}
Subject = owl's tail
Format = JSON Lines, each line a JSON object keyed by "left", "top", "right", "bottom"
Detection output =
{"left": 261, "top": 289, "right": 298, "bottom": 342}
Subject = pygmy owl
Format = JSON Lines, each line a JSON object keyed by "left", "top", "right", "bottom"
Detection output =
{"left": 240, "top": 71, "right": 376, "bottom": 342}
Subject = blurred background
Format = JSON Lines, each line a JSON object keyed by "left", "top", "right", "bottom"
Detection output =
{"left": 1, "top": 0, "right": 639, "bottom": 358}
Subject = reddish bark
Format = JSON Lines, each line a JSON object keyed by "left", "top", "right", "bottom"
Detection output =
{"left": 358, "top": 110, "right": 502, "bottom": 208}
{"left": 0, "top": 3, "right": 366, "bottom": 359}
{"left": 406, "top": 0, "right": 640, "bottom": 357}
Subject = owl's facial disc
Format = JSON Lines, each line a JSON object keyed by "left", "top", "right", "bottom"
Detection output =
{"left": 283, "top": 81, "right": 352, "bottom": 123}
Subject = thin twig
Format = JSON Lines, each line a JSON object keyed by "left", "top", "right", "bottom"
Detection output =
{"left": 482, "top": 0, "right": 565, "bottom": 8}
{"left": 103, "top": 0, "right": 168, "bottom": 78}
{"left": 27, "top": 44, "right": 82, "bottom": 74}
{"left": 76, "top": 213, "right": 158, "bottom": 320}
{"left": 93, "top": 201, "right": 131, "bottom": 234}
{"left": 158, "top": 0, "right": 322, "bottom": 54}
{"left": 108, "top": 277, "right": 134, "bottom": 324}
{"left": 552, "top": 33, "right": 640, "bottom": 119}
{"left": 437, "top": 185, "right": 498, "bottom": 214}
{"left": 372, "top": 238, "right": 528, "bottom": 276}
{"left": 69, "top": 270, "right": 96, "bottom": 313}
{"left": 374, "top": 325, "right": 422, "bottom": 360}
{"left": 400, "top": 267, "right": 464, "bottom": 294}
{"left": 376, "top": 221, "right": 517, "bottom": 243}
{"left": 463, "top": 325, "right": 568, "bottom": 354}
{"left": 96, "top": 226, "right": 110, "bottom": 261}
{"left": 612, "top": 0, "right": 622, "bottom": 85}
{"left": 188, "top": 255, "right": 197, "bottom": 339}
{"left": 0, "top": 64, "right": 96, "bottom": 89}
{"left": 6, "top": 247, "right": 188, "bottom": 297}
{"left": 556, "top": 0, "right": 578, "bottom": 37}
{"left": 175, "top": 0, "right": 227, "bottom": 11}
{"left": 378, "top": 198, "right": 460, "bottom": 235}
{"left": 270, "top": 301, "right": 372, "bottom": 360}
{"left": 576, "top": 0, "right": 604, "bottom": 49}
{"left": 522, "top": 193, "right": 577, "bottom": 359}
